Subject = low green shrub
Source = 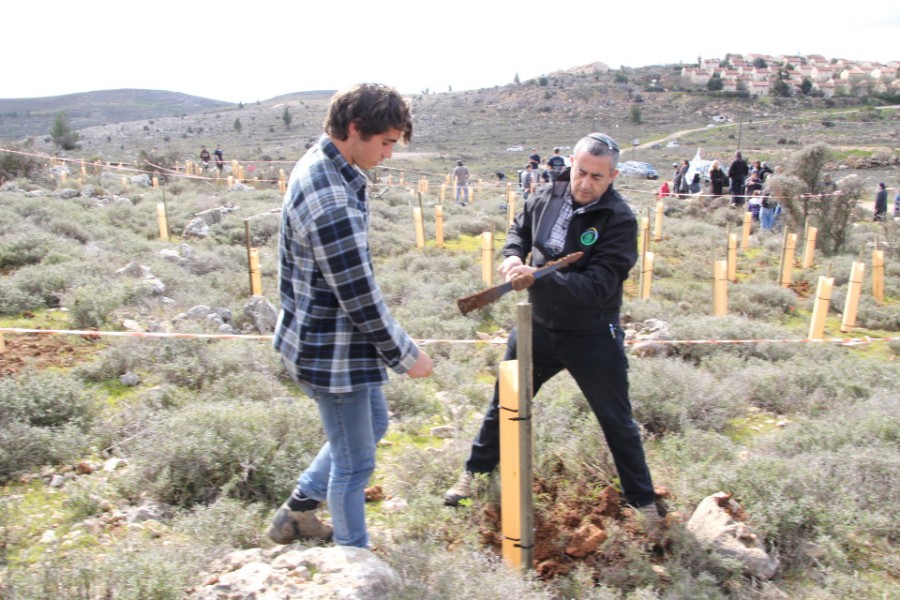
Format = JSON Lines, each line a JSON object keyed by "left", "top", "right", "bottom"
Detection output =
{"left": 669, "top": 315, "right": 800, "bottom": 363}
{"left": 630, "top": 357, "right": 741, "bottom": 434}
{"left": 3, "top": 534, "right": 212, "bottom": 600}
{"left": 728, "top": 283, "right": 797, "bottom": 319}
{"left": 732, "top": 348, "right": 894, "bottom": 415}
{"left": 0, "top": 369, "right": 96, "bottom": 427}
{"left": 123, "top": 398, "right": 324, "bottom": 507}
{"left": 0, "top": 227, "right": 57, "bottom": 270}
{"left": 172, "top": 497, "right": 269, "bottom": 550}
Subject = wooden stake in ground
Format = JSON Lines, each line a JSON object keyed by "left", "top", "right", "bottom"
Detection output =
{"left": 872, "top": 249, "right": 884, "bottom": 304}
{"left": 435, "top": 205, "right": 444, "bottom": 249}
{"left": 779, "top": 228, "right": 797, "bottom": 288}
{"left": 638, "top": 213, "right": 650, "bottom": 295}
{"left": 481, "top": 232, "right": 494, "bottom": 285}
{"left": 727, "top": 232, "right": 738, "bottom": 282}
{"left": 156, "top": 203, "right": 169, "bottom": 242}
{"left": 808, "top": 275, "right": 834, "bottom": 340}
{"left": 712, "top": 259, "right": 728, "bottom": 316}
{"left": 802, "top": 226, "right": 818, "bottom": 269}
{"left": 499, "top": 303, "right": 534, "bottom": 573}
{"left": 249, "top": 248, "right": 263, "bottom": 296}
{"left": 840, "top": 262, "right": 866, "bottom": 333}
{"left": 0, "top": 332, "right": 5, "bottom": 353}
{"left": 413, "top": 207, "right": 425, "bottom": 249}
{"left": 640, "top": 251, "right": 654, "bottom": 299}
{"left": 654, "top": 201, "right": 664, "bottom": 242}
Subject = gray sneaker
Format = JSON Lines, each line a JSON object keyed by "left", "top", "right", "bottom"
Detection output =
{"left": 443, "top": 470, "right": 476, "bottom": 506}
{"left": 266, "top": 504, "right": 333, "bottom": 544}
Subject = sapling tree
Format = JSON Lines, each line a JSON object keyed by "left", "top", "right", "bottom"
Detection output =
{"left": 50, "top": 111, "right": 79, "bottom": 150}
{"left": 766, "top": 143, "right": 863, "bottom": 255}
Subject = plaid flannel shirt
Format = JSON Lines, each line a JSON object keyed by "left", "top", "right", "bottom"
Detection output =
{"left": 273, "top": 134, "right": 418, "bottom": 393}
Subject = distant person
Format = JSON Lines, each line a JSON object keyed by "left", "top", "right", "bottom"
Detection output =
{"left": 539, "top": 160, "right": 551, "bottom": 183}
{"left": 894, "top": 188, "right": 900, "bottom": 219}
{"left": 519, "top": 164, "right": 539, "bottom": 199}
{"left": 657, "top": 180, "right": 670, "bottom": 199}
{"left": 758, "top": 161, "right": 773, "bottom": 182}
{"left": 728, "top": 151, "right": 749, "bottom": 207}
{"left": 495, "top": 171, "right": 507, "bottom": 183}
{"left": 745, "top": 171, "right": 763, "bottom": 197}
{"left": 528, "top": 148, "right": 540, "bottom": 171}
{"left": 746, "top": 172, "right": 763, "bottom": 221}
{"left": 673, "top": 159, "right": 690, "bottom": 198}
{"left": 709, "top": 160, "right": 727, "bottom": 198}
{"left": 199, "top": 145, "right": 211, "bottom": 172}
{"left": 452, "top": 160, "right": 470, "bottom": 206}
{"left": 759, "top": 187, "right": 776, "bottom": 231}
{"left": 874, "top": 182, "right": 888, "bottom": 221}
{"left": 689, "top": 172, "right": 701, "bottom": 195}
{"left": 547, "top": 147, "right": 566, "bottom": 182}
{"left": 214, "top": 145, "right": 225, "bottom": 173}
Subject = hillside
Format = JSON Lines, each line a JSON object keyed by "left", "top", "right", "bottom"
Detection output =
{"left": 0, "top": 89, "right": 232, "bottom": 138}
{"left": 3, "top": 63, "right": 897, "bottom": 195}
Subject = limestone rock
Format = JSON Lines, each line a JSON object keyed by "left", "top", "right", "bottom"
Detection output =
{"left": 686, "top": 493, "right": 779, "bottom": 580}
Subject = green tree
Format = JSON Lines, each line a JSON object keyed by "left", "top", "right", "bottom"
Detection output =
{"left": 753, "top": 57, "right": 768, "bottom": 69}
{"left": 770, "top": 66, "right": 792, "bottom": 97}
{"left": 800, "top": 78, "right": 813, "bottom": 95}
{"left": 282, "top": 106, "right": 292, "bottom": 130}
{"left": 233, "top": 118, "right": 242, "bottom": 134}
{"left": 514, "top": 72, "right": 520, "bottom": 84}
{"left": 50, "top": 111, "right": 79, "bottom": 150}
{"left": 707, "top": 73, "right": 724, "bottom": 91}
{"left": 630, "top": 104, "right": 643, "bottom": 125}
{"left": 766, "top": 143, "right": 863, "bottom": 254}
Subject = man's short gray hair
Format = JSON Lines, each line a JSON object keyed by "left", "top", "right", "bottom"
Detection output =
{"left": 573, "top": 133, "right": 620, "bottom": 170}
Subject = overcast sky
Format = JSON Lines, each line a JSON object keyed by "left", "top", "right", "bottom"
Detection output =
{"left": 3, "top": 1, "right": 898, "bottom": 103}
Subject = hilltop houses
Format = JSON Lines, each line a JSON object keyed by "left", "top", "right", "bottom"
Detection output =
{"left": 682, "top": 53, "right": 897, "bottom": 98}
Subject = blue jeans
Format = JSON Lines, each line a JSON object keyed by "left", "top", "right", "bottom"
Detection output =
{"left": 760, "top": 206, "right": 775, "bottom": 230}
{"left": 295, "top": 384, "right": 388, "bottom": 548}
{"left": 456, "top": 184, "right": 469, "bottom": 203}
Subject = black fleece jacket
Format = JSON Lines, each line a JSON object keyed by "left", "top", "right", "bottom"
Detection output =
{"left": 502, "top": 168, "right": 638, "bottom": 332}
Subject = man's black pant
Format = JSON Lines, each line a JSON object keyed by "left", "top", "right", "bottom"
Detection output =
{"left": 465, "top": 319, "right": 656, "bottom": 507}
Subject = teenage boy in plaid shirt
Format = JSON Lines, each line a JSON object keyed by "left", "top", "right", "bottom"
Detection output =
{"left": 268, "top": 84, "right": 433, "bottom": 548}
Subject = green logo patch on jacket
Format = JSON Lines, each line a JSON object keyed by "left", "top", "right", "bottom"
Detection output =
{"left": 580, "top": 227, "right": 599, "bottom": 246}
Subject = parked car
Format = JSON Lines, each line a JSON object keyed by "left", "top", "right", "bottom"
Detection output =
{"left": 650, "top": 143, "right": 662, "bottom": 150}
{"left": 506, "top": 145, "right": 524, "bottom": 152}
{"left": 618, "top": 161, "right": 659, "bottom": 180}
{"left": 666, "top": 140, "right": 680, "bottom": 148}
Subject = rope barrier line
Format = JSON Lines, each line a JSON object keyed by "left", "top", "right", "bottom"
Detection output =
{"left": 2, "top": 146, "right": 893, "bottom": 200}
{"left": 1, "top": 327, "right": 895, "bottom": 347}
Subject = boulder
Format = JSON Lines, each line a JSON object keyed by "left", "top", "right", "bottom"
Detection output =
{"left": 686, "top": 492, "right": 779, "bottom": 580}
{"left": 243, "top": 296, "right": 278, "bottom": 334}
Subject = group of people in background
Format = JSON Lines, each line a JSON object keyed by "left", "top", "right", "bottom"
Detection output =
{"left": 665, "top": 150, "right": 899, "bottom": 227}
{"left": 517, "top": 147, "right": 568, "bottom": 199}
{"left": 199, "top": 144, "right": 225, "bottom": 173}
{"left": 451, "top": 146, "right": 572, "bottom": 206}
{"left": 664, "top": 151, "right": 782, "bottom": 232}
